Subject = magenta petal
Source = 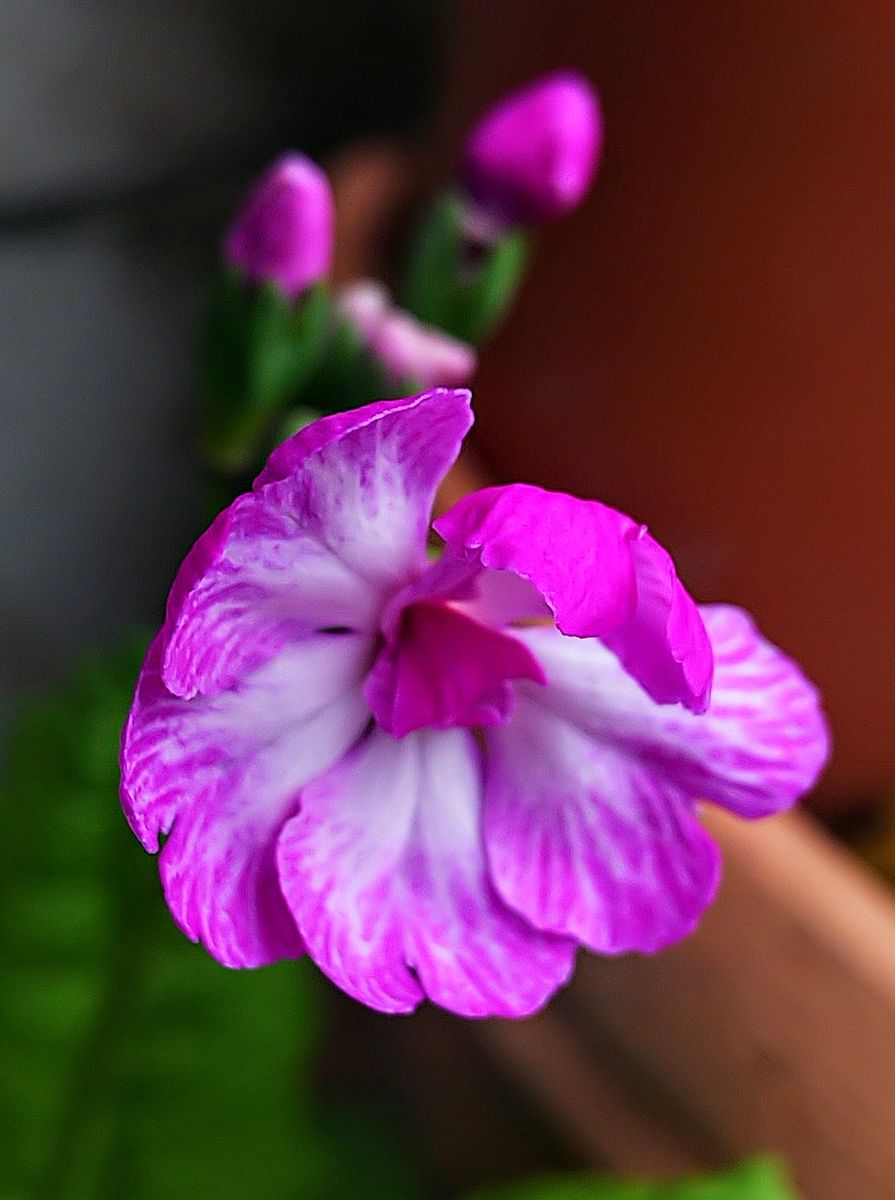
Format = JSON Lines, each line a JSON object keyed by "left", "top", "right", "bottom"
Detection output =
{"left": 435, "top": 483, "right": 639, "bottom": 635}
{"left": 277, "top": 727, "right": 575, "bottom": 1017}
{"left": 365, "top": 603, "right": 546, "bottom": 737}
{"left": 482, "top": 612, "right": 828, "bottom": 952}
{"left": 676, "top": 605, "right": 830, "bottom": 815}
{"left": 120, "top": 635, "right": 373, "bottom": 967}
{"left": 602, "top": 532, "right": 713, "bottom": 714}
{"left": 435, "top": 484, "right": 711, "bottom": 713}
{"left": 162, "top": 390, "right": 473, "bottom": 701}
{"left": 513, "top": 610, "right": 829, "bottom": 819}
{"left": 484, "top": 697, "right": 721, "bottom": 954}
{"left": 162, "top": 493, "right": 380, "bottom": 699}
{"left": 256, "top": 390, "right": 473, "bottom": 588}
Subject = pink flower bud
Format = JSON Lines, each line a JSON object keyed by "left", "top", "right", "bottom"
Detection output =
{"left": 462, "top": 71, "right": 603, "bottom": 227}
{"left": 338, "top": 281, "right": 477, "bottom": 389}
{"left": 224, "top": 154, "right": 334, "bottom": 299}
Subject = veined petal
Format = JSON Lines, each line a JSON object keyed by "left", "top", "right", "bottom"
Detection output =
{"left": 162, "top": 390, "right": 473, "bottom": 700}
{"left": 434, "top": 484, "right": 711, "bottom": 711}
{"left": 120, "top": 633, "right": 373, "bottom": 966}
{"left": 483, "top": 608, "right": 828, "bottom": 952}
{"left": 277, "top": 727, "right": 575, "bottom": 1017}
{"left": 162, "top": 494, "right": 380, "bottom": 699}
{"left": 514, "top": 606, "right": 829, "bottom": 817}
{"left": 256, "top": 389, "right": 473, "bottom": 587}
{"left": 484, "top": 698, "right": 721, "bottom": 954}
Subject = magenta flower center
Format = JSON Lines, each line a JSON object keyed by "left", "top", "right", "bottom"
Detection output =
{"left": 365, "top": 598, "right": 546, "bottom": 739}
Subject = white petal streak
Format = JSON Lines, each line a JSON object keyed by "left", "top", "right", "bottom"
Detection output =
{"left": 121, "top": 633, "right": 374, "bottom": 967}
{"left": 277, "top": 727, "right": 574, "bottom": 1017}
{"left": 513, "top": 605, "right": 829, "bottom": 817}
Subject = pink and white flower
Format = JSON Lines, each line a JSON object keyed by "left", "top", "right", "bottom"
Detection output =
{"left": 120, "top": 389, "right": 828, "bottom": 1017}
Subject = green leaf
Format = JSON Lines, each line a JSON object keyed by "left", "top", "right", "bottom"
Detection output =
{"left": 201, "top": 276, "right": 331, "bottom": 474}
{"left": 0, "top": 634, "right": 415, "bottom": 1200}
{"left": 401, "top": 193, "right": 530, "bottom": 346}
{"left": 462, "top": 1157, "right": 799, "bottom": 1200}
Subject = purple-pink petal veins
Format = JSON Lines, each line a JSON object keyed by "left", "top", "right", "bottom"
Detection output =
{"left": 462, "top": 70, "right": 603, "bottom": 226}
{"left": 481, "top": 610, "right": 828, "bottom": 953}
{"left": 276, "top": 726, "right": 575, "bottom": 1016}
{"left": 161, "top": 493, "right": 380, "bottom": 700}
{"left": 484, "top": 697, "right": 722, "bottom": 954}
{"left": 224, "top": 153, "right": 334, "bottom": 299}
{"left": 121, "top": 632, "right": 374, "bottom": 966}
{"left": 161, "top": 391, "right": 474, "bottom": 701}
{"left": 338, "top": 281, "right": 477, "bottom": 389}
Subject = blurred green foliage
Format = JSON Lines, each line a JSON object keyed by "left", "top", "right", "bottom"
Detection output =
{"left": 401, "top": 194, "right": 530, "bottom": 346}
{"left": 0, "top": 641, "right": 797, "bottom": 1200}
{"left": 462, "top": 1159, "right": 797, "bottom": 1200}
{"left": 0, "top": 634, "right": 414, "bottom": 1200}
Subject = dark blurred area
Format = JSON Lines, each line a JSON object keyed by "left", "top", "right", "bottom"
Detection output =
{"left": 0, "top": 0, "right": 443, "bottom": 729}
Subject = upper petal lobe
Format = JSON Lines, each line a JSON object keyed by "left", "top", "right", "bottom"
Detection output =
{"left": 161, "top": 495, "right": 379, "bottom": 699}
{"left": 435, "top": 484, "right": 711, "bottom": 711}
{"left": 256, "top": 389, "right": 473, "bottom": 587}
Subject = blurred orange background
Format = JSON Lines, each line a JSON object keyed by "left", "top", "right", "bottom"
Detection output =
{"left": 431, "top": 1, "right": 895, "bottom": 806}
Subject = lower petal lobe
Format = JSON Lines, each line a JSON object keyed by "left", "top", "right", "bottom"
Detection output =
{"left": 277, "top": 727, "right": 574, "bottom": 1016}
{"left": 121, "top": 634, "right": 373, "bottom": 968}
{"left": 482, "top": 610, "right": 828, "bottom": 952}
{"left": 485, "top": 699, "right": 721, "bottom": 954}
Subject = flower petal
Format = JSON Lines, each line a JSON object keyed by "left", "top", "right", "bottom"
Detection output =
{"left": 483, "top": 608, "right": 828, "bottom": 952}
{"left": 435, "top": 483, "right": 637, "bottom": 633}
{"left": 162, "top": 494, "right": 380, "bottom": 699}
{"left": 256, "top": 389, "right": 473, "bottom": 588}
{"left": 277, "top": 727, "right": 575, "bottom": 1016}
{"left": 120, "top": 633, "right": 373, "bottom": 966}
{"left": 515, "top": 605, "right": 829, "bottom": 817}
{"left": 434, "top": 484, "right": 711, "bottom": 712}
{"left": 162, "top": 389, "right": 472, "bottom": 700}
{"left": 364, "top": 602, "right": 545, "bottom": 737}
{"left": 602, "top": 532, "right": 712, "bottom": 713}
{"left": 484, "top": 696, "right": 721, "bottom": 954}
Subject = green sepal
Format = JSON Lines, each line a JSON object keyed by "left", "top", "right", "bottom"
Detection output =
{"left": 296, "top": 318, "right": 389, "bottom": 419}
{"left": 200, "top": 275, "right": 330, "bottom": 475}
{"left": 401, "top": 193, "right": 531, "bottom": 346}
{"left": 461, "top": 1157, "right": 799, "bottom": 1200}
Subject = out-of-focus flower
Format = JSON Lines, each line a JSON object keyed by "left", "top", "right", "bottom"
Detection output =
{"left": 462, "top": 70, "right": 603, "bottom": 228}
{"left": 121, "top": 390, "right": 828, "bottom": 1017}
{"left": 224, "top": 154, "right": 334, "bottom": 299}
{"left": 338, "top": 281, "right": 476, "bottom": 389}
